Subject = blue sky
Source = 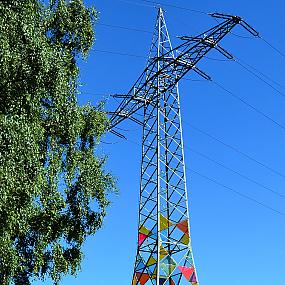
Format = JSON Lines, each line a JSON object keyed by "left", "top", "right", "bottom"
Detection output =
{"left": 35, "top": 0, "right": 285, "bottom": 284}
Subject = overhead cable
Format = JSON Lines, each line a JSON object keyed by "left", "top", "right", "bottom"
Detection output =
{"left": 93, "top": 23, "right": 285, "bottom": 95}
{"left": 119, "top": 0, "right": 285, "bottom": 65}
{"left": 189, "top": 168, "right": 285, "bottom": 216}
{"left": 184, "top": 122, "right": 285, "bottom": 179}
{"left": 97, "top": 23, "right": 152, "bottom": 34}
{"left": 139, "top": 0, "right": 208, "bottom": 15}
{"left": 91, "top": 49, "right": 145, "bottom": 58}
{"left": 188, "top": 146, "right": 285, "bottom": 199}
{"left": 117, "top": 0, "right": 155, "bottom": 8}
{"left": 260, "top": 36, "right": 285, "bottom": 59}
{"left": 234, "top": 56, "right": 285, "bottom": 90}
{"left": 89, "top": 48, "right": 285, "bottom": 179}
{"left": 126, "top": 137, "right": 285, "bottom": 217}
{"left": 212, "top": 80, "right": 285, "bottom": 131}
{"left": 230, "top": 31, "right": 254, "bottom": 39}
{"left": 78, "top": 92, "right": 111, "bottom": 97}
{"left": 234, "top": 59, "right": 285, "bottom": 99}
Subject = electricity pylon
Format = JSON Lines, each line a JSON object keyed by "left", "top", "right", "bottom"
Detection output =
{"left": 109, "top": 8, "right": 258, "bottom": 285}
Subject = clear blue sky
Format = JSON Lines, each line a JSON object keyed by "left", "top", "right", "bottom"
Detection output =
{"left": 35, "top": 0, "right": 285, "bottom": 284}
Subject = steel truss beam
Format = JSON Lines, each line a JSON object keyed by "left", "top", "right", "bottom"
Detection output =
{"left": 109, "top": 11, "right": 258, "bottom": 131}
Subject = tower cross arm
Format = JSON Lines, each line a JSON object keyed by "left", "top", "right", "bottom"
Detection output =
{"left": 109, "top": 14, "right": 257, "bottom": 131}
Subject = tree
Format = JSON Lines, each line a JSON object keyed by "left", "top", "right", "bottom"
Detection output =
{"left": 0, "top": 1, "right": 115, "bottom": 284}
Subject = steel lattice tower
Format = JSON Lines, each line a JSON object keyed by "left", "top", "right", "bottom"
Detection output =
{"left": 109, "top": 8, "right": 258, "bottom": 285}
{"left": 132, "top": 9, "right": 198, "bottom": 285}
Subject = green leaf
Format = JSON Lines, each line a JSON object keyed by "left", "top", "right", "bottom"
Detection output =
{"left": 0, "top": 1, "right": 115, "bottom": 284}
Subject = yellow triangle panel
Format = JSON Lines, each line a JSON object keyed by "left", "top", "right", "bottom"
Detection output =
{"left": 180, "top": 233, "right": 190, "bottom": 245}
{"left": 139, "top": 225, "right": 151, "bottom": 236}
{"left": 160, "top": 246, "right": 169, "bottom": 260}
{"left": 147, "top": 256, "right": 157, "bottom": 266}
{"left": 160, "top": 214, "right": 174, "bottom": 231}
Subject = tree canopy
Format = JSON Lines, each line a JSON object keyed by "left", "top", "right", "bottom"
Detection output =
{"left": 0, "top": 1, "right": 115, "bottom": 284}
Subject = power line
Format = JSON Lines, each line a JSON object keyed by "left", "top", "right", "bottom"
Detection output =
{"left": 200, "top": 38, "right": 285, "bottom": 96}
{"left": 230, "top": 31, "right": 254, "bottom": 39}
{"left": 204, "top": 56, "right": 231, "bottom": 62}
{"left": 90, "top": 49, "right": 285, "bottom": 132}
{"left": 117, "top": 109, "right": 285, "bottom": 186}
{"left": 95, "top": 16, "right": 285, "bottom": 91}
{"left": 183, "top": 78, "right": 208, "bottom": 82}
{"left": 92, "top": 27, "right": 285, "bottom": 98}
{"left": 88, "top": 42, "right": 285, "bottom": 180}
{"left": 94, "top": 20, "right": 285, "bottom": 91}
{"left": 119, "top": 107, "right": 285, "bottom": 186}
{"left": 89, "top": 48, "right": 285, "bottom": 179}
{"left": 92, "top": 8, "right": 285, "bottom": 217}
{"left": 91, "top": 49, "right": 145, "bottom": 58}
{"left": 212, "top": 80, "right": 285, "bottom": 131}
{"left": 126, "top": 137, "right": 285, "bottom": 217}
{"left": 184, "top": 121, "right": 285, "bottom": 179}
{"left": 90, "top": 49, "right": 285, "bottom": 111}
{"left": 260, "top": 36, "right": 285, "bottom": 59}
{"left": 189, "top": 167, "right": 285, "bottom": 217}
{"left": 117, "top": 0, "right": 155, "bottom": 8}
{"left": 103, "top": 4, "right": 285, "bottom": 67}
{"left": 187, "top": 146, "right": 285, "bottom": 199}
{"left": 114, "top": 126, "right": 139, "bottom": 132}
{"left": 234, "top": 58, "right": 285, "bottom": 99}
{"left": 139, "top": 0, "right": 208, "bottom": 15}
{"left": 226, "top": 20, "right": 285, "bottom": 60}
{"left": 97, "top": 23, "right": 152, "bottom": 34}
{"left": 234, "top": 56, "right": 285, "bottom": 90}
{"left": 101, "top": 140, "right": 120, "bottom": 145}
{"left": 78, "top": 92, "right": 111, "bottom": 97}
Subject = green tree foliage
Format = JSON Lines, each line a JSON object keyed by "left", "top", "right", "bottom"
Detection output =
{"left": 0, "top": 1, "right": 115, "bottom": 284}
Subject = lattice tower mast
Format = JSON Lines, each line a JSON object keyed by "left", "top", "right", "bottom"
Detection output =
{"left": 108, "top": 8, "right": 258, "bottom": 285}
{"left": 132, "top": 8, "right": 198, "bottom": 285}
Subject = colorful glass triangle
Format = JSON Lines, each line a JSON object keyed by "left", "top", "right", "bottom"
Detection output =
{"left": 136, "top": 273, "right": 150, "bottom": 285}
{"left": 161, "top": 263, "right": 176, "bottom": 276}
{"left": 178, "top": 266, "right": 194, "bottom": 280}
{"left": 139, "top": 225, "right": 151, "bottom": 236}
{"left": 176, "top": 220, "right": 189, "bottom": 235}
{"left": 160, "top": 246, "right": 169, "bottom": 260}
{"left": 147, "top": 256, "right": 157, "bottom": 266}
{"left": 180, "top": 233, "right": 190, "bottom": 245}
{"left": 139, "top": 233, "right": 148, "bottom": 247}
{"left": 190, "top": 271, "right": 197, "bottom": 283}
{"left": 160, "top": 214, "right": 174, "bottom": 230}
{"left": 151, "top": 267, "right": 157, "bottom": 279}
